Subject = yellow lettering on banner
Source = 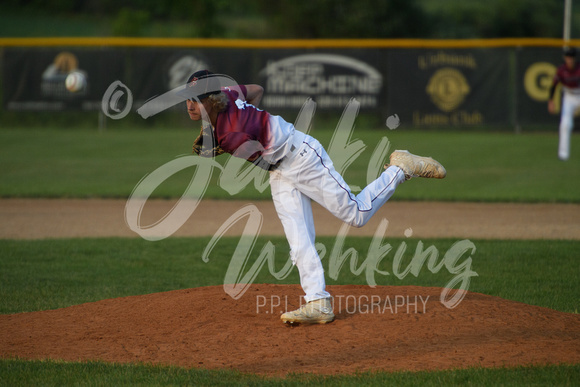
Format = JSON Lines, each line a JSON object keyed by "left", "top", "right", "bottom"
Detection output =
{"left": 412, "top": 111, "right": 449, "bottom": 125}
{"left": 524, "top": 62, "right": 563, "bottom": 113}
{"left": 451, "top": 111, "right": 483, "bottom": 125}
{"left": 524, "top": 62, "right": 557, "bottom": 102}
{"left": 418, "top": 51, "right": 477, "bottom": 70}
{"left": 413, "top": 110, "right": 483, "bottom": 126}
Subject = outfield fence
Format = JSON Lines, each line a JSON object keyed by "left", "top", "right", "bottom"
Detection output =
{"left": 1, "top": 37, "right": 579, "bottom": 130}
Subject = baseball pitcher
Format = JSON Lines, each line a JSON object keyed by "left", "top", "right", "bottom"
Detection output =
{"left": 184, "top": 70, "right": 446, "bottom": 325}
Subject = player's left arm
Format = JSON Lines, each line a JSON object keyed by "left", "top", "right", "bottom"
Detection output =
{"left": 244, "top": 84, "right": 264, "bottom": 107}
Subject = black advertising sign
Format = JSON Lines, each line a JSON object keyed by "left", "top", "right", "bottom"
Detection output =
{"left": 3, "top": 48, "right": 124, "bottom": 111}
{"left": 387, "top": 49, "right": 511, "bottom": 127}
{"left": 0, "top": 44, "right": 572, "bottom": 129}
{"left": 127, "top": 48, "right": 217, "bottom": 109}
{"left": 255, "top": 49, "right": 388, "bottom": 116}
{"left": 126, "top": 48, "right": 255, "bottom": 117}
{"left": 517, "top": 47, "right": 564, "bottom": 126}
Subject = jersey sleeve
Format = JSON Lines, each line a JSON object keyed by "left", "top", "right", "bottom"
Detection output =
{"left": 239, "top": 84, "right": 248, "bottom": 99}
{"left": 222, "top": 85, "right": 248, "bottom": 100}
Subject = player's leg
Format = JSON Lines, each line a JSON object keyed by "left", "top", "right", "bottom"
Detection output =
{"left": 284, "top": 136, "right": 402, "bottom": 227}
{"left": 269, "top": 170, "right": 334, "bottom": 324}
{"left": 272, "top": 184, "right": 328, "bottom": 303}
{"left": 270, "top": 171, "right": 329, "bottom": 302}
{"left": 559, "top": 93, "right": 575, "bottom": 161}
{"left": 283, "top": 136, "right": 406, "bottom": 227}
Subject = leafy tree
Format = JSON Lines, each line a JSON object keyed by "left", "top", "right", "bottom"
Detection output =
{"left": 0, "top": 0, "right": 573, "bottom": 39}
{"left": 425, "top": 0, "right": 563, "bottom": 38}
{"left": 258, "top": 0, "right": 430, "bottom": 38}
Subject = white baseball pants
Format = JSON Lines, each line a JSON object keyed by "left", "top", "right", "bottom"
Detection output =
{"left": 269, "top": 130, "right": 406, "bottom": 302}
{"left": 559, "top": 90, "right": 580, "bottom": 160}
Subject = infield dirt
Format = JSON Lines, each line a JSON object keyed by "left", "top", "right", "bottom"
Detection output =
{"left": 1, "top": 199, "right": 579, "bottom": 240}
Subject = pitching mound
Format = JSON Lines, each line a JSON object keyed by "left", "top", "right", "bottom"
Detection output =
{"left": 0, "top": 284, "right": 578, "bottom": 376}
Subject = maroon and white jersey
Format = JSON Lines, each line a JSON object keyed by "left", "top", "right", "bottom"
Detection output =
{"left": 214, "top": 86, "right": 270, "bottom": 156}
{"left": 214, "top": 86, "right": 294, "bottom": 163}
{"left": 553, "top": 63, "right": 580, "bottom": 92}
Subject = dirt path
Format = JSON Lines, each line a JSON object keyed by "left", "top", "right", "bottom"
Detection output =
{"left": 1, "top": 199, "right": 579, "bottom": 240}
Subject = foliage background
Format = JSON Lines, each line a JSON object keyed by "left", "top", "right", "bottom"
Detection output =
{"left": 0, "top": 0, "right": 576, "bottom": 39}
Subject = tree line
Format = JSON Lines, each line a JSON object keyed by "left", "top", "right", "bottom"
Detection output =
{"left": 2, "top": 0, "right": 570, "bottom": 39}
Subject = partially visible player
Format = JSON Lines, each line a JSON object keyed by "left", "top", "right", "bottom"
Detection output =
{"left": 184, "top": 70, "right": 446, "bottom": 325}
{"left": 548, "top": 47, "right": 580, "bottom": 161}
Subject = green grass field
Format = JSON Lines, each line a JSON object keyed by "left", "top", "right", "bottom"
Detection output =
{"left": 0, "top": 127, "right": 579, "bottom": 385}
{"left": 0, "top": 237, "right": 578, "bottom": 315}
{"left": 0, "top": 127, "right": 579, "bottom": 202}
{"left": 0, "top": 359, "right": 577, "bottom": 386}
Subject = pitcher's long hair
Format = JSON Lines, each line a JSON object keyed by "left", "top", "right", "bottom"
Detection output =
{"left": 205, "top": 92, "right": 228, "bottom": 113}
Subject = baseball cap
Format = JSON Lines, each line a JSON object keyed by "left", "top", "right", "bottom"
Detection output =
{"left": 564, "top": 47, "right": 577, "bottom": 57}
{"left": 185, "top": 70, "right": 222, "bottom": 101}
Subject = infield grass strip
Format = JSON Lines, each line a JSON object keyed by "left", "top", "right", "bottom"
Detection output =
{"left": 0, "top": 358, "right": 578, "bottom": 386}
{"left": 0, "top": 128, "right": 579, "bottom": 202}
{"left": 0, "top": 237, "right": 578, "bottom": 314}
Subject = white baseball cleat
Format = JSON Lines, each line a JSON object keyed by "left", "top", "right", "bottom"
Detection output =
{"left": 387, "top": 150, "right": 446, "bottom": 180}
{"left": 281, "top": 298, "right": 335, "bottom": 325}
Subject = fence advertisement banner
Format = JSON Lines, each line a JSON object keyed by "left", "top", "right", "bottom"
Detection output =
{"left": 2, "top": 48, "right": 125, "bottom": 111}
{"left": 386, "top": 49, "right": 511, "bottom": 127}
{"left": 128, "top": 48, "right": 252, "bottom": 107}
{"left": 517, "top": 47, "right": 564, "bottom": 126}
{"left": 253, "top": 49, "right": 387, "bottom": 116}
{"left": 0, "top": 44, "right": 572, "bottom": 129}
{"left": 129, "top": 48, "right": 388, "bottom": 116}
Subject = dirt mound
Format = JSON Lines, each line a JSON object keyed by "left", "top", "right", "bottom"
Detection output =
{"left": 0, "top": 284, "right": 578, "bottom": 376}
